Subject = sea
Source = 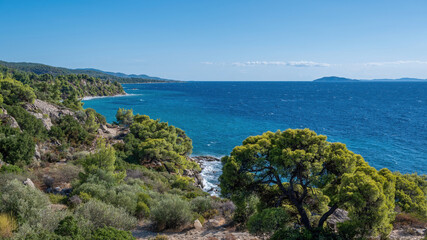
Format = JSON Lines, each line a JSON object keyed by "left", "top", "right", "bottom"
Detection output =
{"left": 83, "top": 81, "right": 427, "bottom": 193}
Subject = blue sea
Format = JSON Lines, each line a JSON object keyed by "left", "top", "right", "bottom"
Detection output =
{"left": 83, "top": 82, "right": 427, "bottom": 190}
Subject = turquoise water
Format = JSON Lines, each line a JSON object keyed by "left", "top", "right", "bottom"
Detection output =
{"left": 83, "top": 82, "right": 427, "bottom": 175}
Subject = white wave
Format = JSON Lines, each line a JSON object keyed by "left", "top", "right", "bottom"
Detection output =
{"left": 199, "top": 159, "right": 223, "bottom": 196}
{"left": 82, "top": 93, "right": 140, "bottom": 101}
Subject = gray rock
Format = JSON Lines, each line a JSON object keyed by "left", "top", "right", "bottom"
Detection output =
{"left": 327, "top": 208, "right": 350, "bottom": 231}
{"left": 23, "top": 178, "right": 35, "bottom": 188}
{"left": 69, "top": 195, "right": 82, "bottom": 206}
{"left": 194, "top": 219, "right": 203, "bottom": 230}
{"left": 23, "top": 99, "right": 75, "bottom": 130}
{"left": 0, "top": 113, "right": 20, "bottom": 129}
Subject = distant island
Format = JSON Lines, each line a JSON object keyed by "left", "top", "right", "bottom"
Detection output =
{"left": 314, "top": 76, "right": 427, "bottom": 82}
{"left": 0, "top": 60, "right": 179, "bottom": 83}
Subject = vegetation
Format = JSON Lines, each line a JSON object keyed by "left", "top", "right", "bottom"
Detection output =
{"left": 220, "top": 129, "right": 426, "bottom": 239}
{"left": 0, "top": 60, "right": 176, "bottom": 84}
{"left": 150, "top": 194, "right": 193, "bottom": 230}
{"left": 0, "top": 65, "right": 125, "bottom": 103}
{"left": 119, "top": 110, "right": 198, "bottom": 173}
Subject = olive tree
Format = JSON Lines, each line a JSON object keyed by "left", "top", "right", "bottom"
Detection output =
{"left": 220, "top": 129, "right": 395, "bottom": 238}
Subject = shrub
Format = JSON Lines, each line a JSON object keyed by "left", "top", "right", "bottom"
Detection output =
{"left": 14, "top": 230, "right": 64, "bottom": 240}
{"left": 0, "top": 125, "right": 35, "bottom": 165}
{"left": 0, "top": 179, "right": 49, "bottom": 223}
{"left": 48, "top": 194, "right": 67, "bottom": 204}
{"left": 136, "top": 201, "right": 150, "bottom": 219}
{"left": 137, "top": 192, "right": 152, "bottom": 206}
{"left": 151, "top": 195, "right": 193, "bottom": 230}
{"left": 55, "top": 216, "right": 82, "bottom": 239}
{"left": 75, "top": 200, "right": 137, "bottom": 230}
{"left": 191, "top": 196, "right": 214, "bottom": 214}
{"left": 0, "top": 77, "right": 36, "bottom": 105}
{"left": 0, "top": 164, "right": 23, "bottom": 173}
{"left": 91, "top": 226, "right": 135, "bottom": 240}
{"left": 50, "top": 115, "right": 91, "bottom": 146}
{"left": 247, "top": 208, "right": 290, "bottom": 234}
{"left": 0, "top": 213, "right": 17, "bottom": 238}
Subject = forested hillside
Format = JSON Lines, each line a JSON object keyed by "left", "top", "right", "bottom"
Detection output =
{"left": 0, "top": 60, "right": 178, "bottom": 83}
{"left": 0, "top": 65, "right": 124, "bottom": 110}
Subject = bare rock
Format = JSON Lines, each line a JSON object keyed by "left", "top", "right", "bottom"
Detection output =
{"left": 69, "top": 195, "right": 82, "bottom": 206}
{"left": 194, "top": 219, "right": 203, "bottom": 231}
{"left": 23, "top": 99, "right": 75, "bottom": 130}
{"left": 0, "top": 113, "right": 20, "bottom": 129}
{"left": 327, "top": 208, "right": 350, "bottom": 231}
{"left": 50, "top": 204, "right": 68, "bottom": 211}
{"left": 23, "top": 178, "right": 35, "bottom": 188}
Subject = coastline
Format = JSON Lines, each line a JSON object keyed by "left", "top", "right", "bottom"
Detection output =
{"left": 191, "top": 156, "right": 222, "bottom": 196}
{"left": 81, "top": 93, "right": 131, "bottom": 101}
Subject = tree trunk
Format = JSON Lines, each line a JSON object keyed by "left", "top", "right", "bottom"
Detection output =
{"left": 318, "top": 204, "right": 338, "bottom": 228}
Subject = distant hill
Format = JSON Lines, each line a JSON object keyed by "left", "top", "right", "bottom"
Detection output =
{"left": 314, "top": 76, "right": 427, "bottom": 82}
{"left": 0, "top": 60, "right": 178, "bottom": 83}
{"left": 313, "top": 76, "right": 360, "bottom": 82}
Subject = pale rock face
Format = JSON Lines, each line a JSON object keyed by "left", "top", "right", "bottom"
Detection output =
{"left": 194, "top": 219, "right": 203, "bottom": 230}
{"left": 23, "top": 99, "right": 75, "bottom": 130}
{"left": 0, "top": 112, "right": 20, "bottom": 129}
{"left": 23, "top": 178, "right": 35, "bottom": 188}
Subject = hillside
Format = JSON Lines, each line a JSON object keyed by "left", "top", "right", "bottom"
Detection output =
{"left": 0, "top": 60, "right": 178, "bottom": 83}
{"left": 313, "top": 76, "right": 360, "bottom": 82}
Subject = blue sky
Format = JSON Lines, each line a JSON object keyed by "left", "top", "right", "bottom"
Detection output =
{"left": 1, "top": 0, "right": 427, "bottom": 81}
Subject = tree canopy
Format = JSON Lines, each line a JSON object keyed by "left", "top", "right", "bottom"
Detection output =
{"left": 220, "top": 129, "right": 397, "bottom": 238}
{"left": 118, "top": 109, "right": 197, "bottom": 173}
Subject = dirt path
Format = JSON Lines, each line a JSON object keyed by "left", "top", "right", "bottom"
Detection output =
{"left": 132, "top": 226, "right": 265, "bottom": 240}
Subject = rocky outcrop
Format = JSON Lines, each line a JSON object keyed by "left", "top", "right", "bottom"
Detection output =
{"left": 0, "top": 110, "right": 20, "bottom": 129}
{"left": 183, "top": 168, "right": 204, "bottom": 189}
{"left": 326, "top": 208, "right": 350, "bottom": 231}
{"left": 23, "top": 99, "right": 74, "bottom": 130}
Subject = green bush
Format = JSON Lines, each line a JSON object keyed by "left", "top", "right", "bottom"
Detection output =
{"left": 48, "top": 194, "right": 67, "bottom": 204}
{"left": 190, "top": 196, "right": 214, "bottom": 214}
{"left": 75, "top": 200, "right": 137, "bottom": 230}
{"left": 136, "top": 201, "right": 150, "bottom": 219}
{"left": 247, "top": 208, "right": 290, "bottom": 234}
{"left": 0, "top": 77, "right": 36, "bottom": 105}
{"left": 0, "top": 179, "right": 49, "bottom": 223}
{"left": 151, "top": 195, "right": 193, "bottom": 230}
{"left": 55, "top": 216, "right": 82, "bottom": 239}
{"left": 91, "top": 226, "right": 135, "bottom": 240}
{"left": 0, "top": 164, "right": 23, "bottom": 173}
{"left": 50, "top": 115, "right": 91, "bottom": 146}
{"left": 0, "top": 125, "right": 35, "bottom": 165}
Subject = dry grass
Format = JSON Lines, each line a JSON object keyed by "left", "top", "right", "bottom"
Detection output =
{"left": 0, "top": 213, "right": 17, "bottom": 238}
{"left": 393, "top": 213, "right": 427, "bottom": 229}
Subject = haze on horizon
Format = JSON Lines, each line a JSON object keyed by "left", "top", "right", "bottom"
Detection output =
{"left": 1, "top": 0, "right": 427, "bottom": 81}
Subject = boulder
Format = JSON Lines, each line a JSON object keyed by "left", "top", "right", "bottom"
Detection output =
{"left": 69, "top": 195, "right": 82, "bottom": 206}
{"left": 194, "top": 219, "right": 203, "bottom": 230}
{"left": 23, "top": 178, "right": 35, "bottom": 188}
{"left": 0, "top": 113, "right": 20, "bottom": 129}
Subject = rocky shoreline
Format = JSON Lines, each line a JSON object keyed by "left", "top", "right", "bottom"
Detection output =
{"left": 188, "top": 156, "right": 222, "bottom": 195}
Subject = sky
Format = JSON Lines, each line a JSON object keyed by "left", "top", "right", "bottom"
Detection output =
{"left": 1, "top": 0, "right": 427, "bottom": 81}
